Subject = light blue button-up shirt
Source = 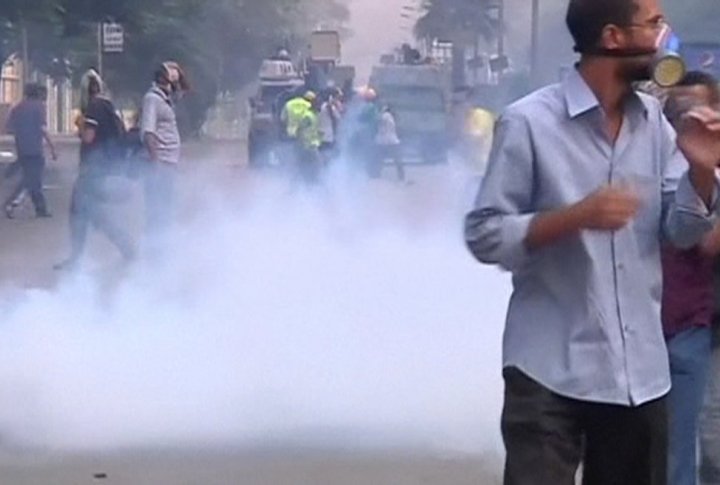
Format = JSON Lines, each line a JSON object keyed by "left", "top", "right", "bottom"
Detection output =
{"left": 465, "top": 68, "right": 719, "bottom": 406}
{"left": 141, "top": 85, "right": 181, "bottom": 165}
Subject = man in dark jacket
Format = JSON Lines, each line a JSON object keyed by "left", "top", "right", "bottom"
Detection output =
{"left": 55, "top": 70, "right": 135, "bottom": 270}
{"left": 4, "top": 83, "right": 57, "bottom": 218}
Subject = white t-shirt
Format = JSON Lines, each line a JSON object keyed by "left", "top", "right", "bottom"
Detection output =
{"left": 376, "top": 111, "right": 400, "bottom": 146}
{"left": 318, "top": 102, "right": 340, "bottom": 144}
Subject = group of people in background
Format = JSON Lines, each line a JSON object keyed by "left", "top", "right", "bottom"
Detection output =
{"left": 278, "top": 84, "right": 408, "bottom": 186}
{"left": 2, "top": 61, "right": 189, "bottom": 270}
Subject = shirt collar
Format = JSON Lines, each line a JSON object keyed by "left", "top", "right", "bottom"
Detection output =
{"left": 151, "top": 83, "right": 171, "bottom": 103}
{"left": 562, "top": 67, "right": 648, "bottom": 120}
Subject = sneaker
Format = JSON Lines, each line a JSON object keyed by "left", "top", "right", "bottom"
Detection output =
{"left": 4, "top": 205, "right": 14, "bottom": 219}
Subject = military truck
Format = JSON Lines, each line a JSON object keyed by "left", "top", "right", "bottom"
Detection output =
{"left": 248, "top": 34, "right": 355, "bottom": 167}
{"left": 247, "top": 57, "right": 304, "bottom": 167}
{"left": 303, "top": 30, "right": 355, "bottom": 95}
{"left": 369, "top": 61, "right": 452, "bottom": 164}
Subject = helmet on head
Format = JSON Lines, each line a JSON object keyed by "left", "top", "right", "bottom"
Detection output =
{"left": 303, "top": 91, "right": 317, "bottom": 102}
{"left": 155, "top": 61, "right": 189, "bottom": 93}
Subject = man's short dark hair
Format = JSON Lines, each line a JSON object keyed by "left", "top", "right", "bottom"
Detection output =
{"left": 154, "top": 66, "right": 168, "bottom": 84}
{"left": 24, "top": 83, "right": 42, "bottom": 100}
{"left": 677, "top": 70, "right": 720, "bottom": 103}
{"left": 566, "top": 0, "right": 640, "bottom": 54}
{"left": 664, "top": 71, "right": 720, "bottom": 124}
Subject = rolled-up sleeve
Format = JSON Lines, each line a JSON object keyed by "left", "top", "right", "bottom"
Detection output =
{"left": 464, "top": 111, "right": 536, "bottom": 272}
{"left": 661, "top": 114, "right": 719, "bottom": 249}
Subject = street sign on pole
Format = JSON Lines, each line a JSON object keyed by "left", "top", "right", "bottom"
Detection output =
{"left": 530, "top": 0, "right": 540, "bottom": 85}
{"left": 102, "top": 23, "right": 124, "bottom": 53}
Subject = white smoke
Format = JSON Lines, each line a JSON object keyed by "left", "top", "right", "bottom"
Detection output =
{"left": 0, "top": 162, "right": 510, "bottom": 455}
{"left": 344, "top": 0, "right": 414, "bottom": 83}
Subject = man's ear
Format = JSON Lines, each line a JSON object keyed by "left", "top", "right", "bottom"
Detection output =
{"left": 600, "top": 24, "right": 627, "bottom": 51}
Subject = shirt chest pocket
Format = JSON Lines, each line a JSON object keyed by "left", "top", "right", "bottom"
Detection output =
{"left": 620, "top": 171, "right": 662, "bottom": 235}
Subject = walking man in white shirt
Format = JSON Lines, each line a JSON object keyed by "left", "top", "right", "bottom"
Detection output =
{"left": 141, "top": 61, "right": 188, "bottom": 248}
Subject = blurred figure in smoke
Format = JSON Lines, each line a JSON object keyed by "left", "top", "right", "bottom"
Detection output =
{"left": 318, "top": 87, "right": 343, "bottom": 165}
{"left": 3, "top": 83, "right": 56, "bottom": 219}
{"left": 341, "top": 86, "right": 380, "bottom": 179}
{"left": 55, "top": 70, "right": 135, "bottom": 271}
{"left": 375, "top": 104, "right": 406, "bottom": 183}
{"left": 141, "top": 61, "right": 188, "bottom": 250}
{"left": 280, "top": 89, "right": 314, "bottom": 170}
{"left": 293, "top": 94, "right": 322, "bottom": 186}
{"left": 461, "top": 92, "right": 495, "bottom": 176}
{"left": 465, "top": 0, "right": 720, "bottom": 483}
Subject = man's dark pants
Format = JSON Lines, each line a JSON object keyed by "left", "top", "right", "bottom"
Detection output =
{"left": 502, "top": 367, "right": 668, "bottom": 485}
{"left": 5, "top": 155, "right": 47, "bottom": 215}
{"left": 68, "top": 165, "right": 134, "bottom": 262}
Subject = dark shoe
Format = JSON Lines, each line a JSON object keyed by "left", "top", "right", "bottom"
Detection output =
{"left": 36, "top": 211, "right": 52, "bottom": 218}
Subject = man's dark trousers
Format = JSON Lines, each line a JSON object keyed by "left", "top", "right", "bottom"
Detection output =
{"left": 5, "top": 155, "right": 47, "bottom": 215}
{"left": 502, "top": 367, "right": 668, "bottom": 485}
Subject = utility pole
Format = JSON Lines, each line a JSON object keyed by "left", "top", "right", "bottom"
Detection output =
{"left": 530, "top": 0, "right": 540, "bottom": 86}
{"left": 97, "top": 23, "right": 103, "bottom": 77}
{"left": 497, "top": 0, "right": 505, "bottom": 57}
{"left": 21, "top": 21, "right": 29, "bottom": 83}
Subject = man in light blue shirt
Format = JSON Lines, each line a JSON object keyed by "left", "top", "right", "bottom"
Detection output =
{"left": 465, "top": 0, "right": 720, "bottom": 483}
{"left": 141, "top": 61, "right": 188, "bottom": 251}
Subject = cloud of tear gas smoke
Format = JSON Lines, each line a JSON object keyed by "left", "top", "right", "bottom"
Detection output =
{"left": 0, "top": 156, "right": 511, "bottom": 455}
{"left": 344, "top": 0, "right": 415, "bottom": 83}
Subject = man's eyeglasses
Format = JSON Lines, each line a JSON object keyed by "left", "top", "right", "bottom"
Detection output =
{"left": 624, "top": 18, "right": 668, "bottom": 31}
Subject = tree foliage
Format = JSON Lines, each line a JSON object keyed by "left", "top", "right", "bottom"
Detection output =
{"left": 0, "top": 0, "right": 350, "bottom": 135}
{"left": 414, "top": 0, "right": 498, "bottom": 46}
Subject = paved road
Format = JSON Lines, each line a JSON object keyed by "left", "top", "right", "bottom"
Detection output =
{"left": 0, "top": 450, "right": 500, "bottom": 485}
{"left": 0, "top": 139, "right": 502, "bottom": 484}
{"left": 0, "top": 138, "right": 248, "bottom": 288}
